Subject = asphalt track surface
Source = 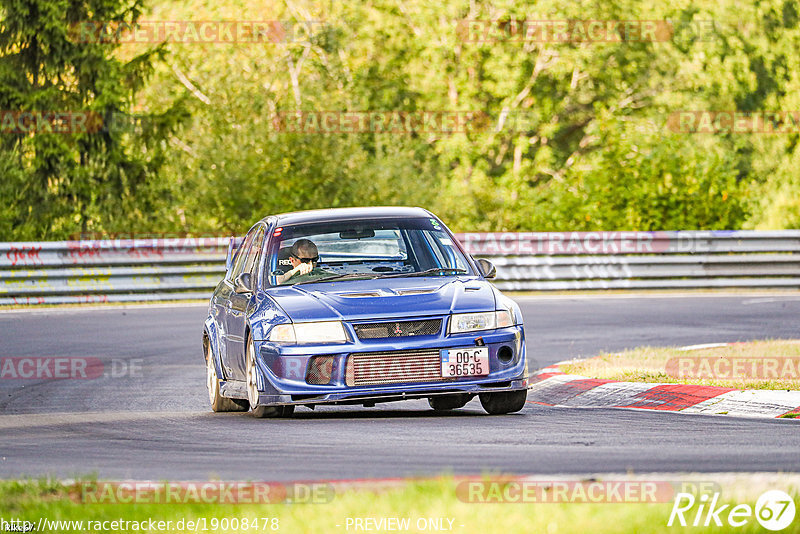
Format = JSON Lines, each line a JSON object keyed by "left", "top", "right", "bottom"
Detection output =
{"left": 1, "top": 294, "right": 799, "bottom": 480}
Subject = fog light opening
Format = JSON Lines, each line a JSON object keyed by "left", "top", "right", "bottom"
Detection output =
{"left": 306, "top": 356, "right": 335, "bottom": 385}
{"left": 497, "top": 345, "right": 514, "bottom": 363}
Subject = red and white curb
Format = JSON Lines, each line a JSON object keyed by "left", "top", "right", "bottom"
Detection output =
{"left": 528, "top": 365, "right": 800, "bottom": 420}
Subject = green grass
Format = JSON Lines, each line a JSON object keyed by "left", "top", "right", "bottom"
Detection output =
{"left": 560, "top": 340, "right": 800, "bottom": 390}
{"left": 1, "top": 477, "right": 798, "bottom": 533}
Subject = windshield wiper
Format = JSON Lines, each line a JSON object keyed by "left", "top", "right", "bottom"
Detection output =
{"left": 292, "top": 268, "right": 468, "bottom": 285}
{"left": 380, "top": 268, "right": 468, "bottom": 278}
{"left": 293, "top": 272, "right": 381, "bottom": 285}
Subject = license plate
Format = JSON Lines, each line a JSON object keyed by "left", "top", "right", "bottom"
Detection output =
{"left": 441, "top": 347, "right": 489, "bottom": 377}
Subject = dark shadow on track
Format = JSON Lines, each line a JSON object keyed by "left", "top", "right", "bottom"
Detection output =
{"left": 199, "top": 406, "right": 528, "bottom": 421}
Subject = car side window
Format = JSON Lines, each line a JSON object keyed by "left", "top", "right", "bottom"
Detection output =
{"left": 229, "top": 229, "right": 257, "bottom": 280}
{"left": 244, "top": 227, "right": 265, "bottom": 278}
{"left": 428, "top": 231, "right": 468, "bottom": 271}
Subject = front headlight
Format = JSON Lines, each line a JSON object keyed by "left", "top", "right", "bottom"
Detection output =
{"left": 449, "top": 310, "right": 515, "bottom": 334}
{"left": 267, "top": 321, "right": 348, "bottom": 344}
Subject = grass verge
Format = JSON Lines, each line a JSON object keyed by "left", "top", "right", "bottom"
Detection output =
{"left": 560, "top": 340, "right": 800, "bottom": 390}
{"left": 1, "top": 476, "right": 798, "bottom": 534}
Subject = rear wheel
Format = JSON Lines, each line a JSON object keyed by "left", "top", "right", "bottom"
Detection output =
{"left": 206, "top": 340, "right": 249, "bottom": 412}
{"left": 246, "top": 334, "right": 295, "bottom": 418}
{"left": 428, "top": 393, "right": 471, "bottom": 411}
{"left": 479, "top": 390, "right": 528, "bottom": 415}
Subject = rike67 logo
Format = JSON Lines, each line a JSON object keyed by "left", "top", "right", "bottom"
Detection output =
{"left": 668, "top": 490, "right": 796, "bottom": 531}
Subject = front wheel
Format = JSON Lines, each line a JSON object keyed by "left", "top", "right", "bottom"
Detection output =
{"left": 479, "top": 390, "right": 528, "bottom": 415}
{"left": 428, "top": 393, "right": 472, "bottom": 411}
{"left": 246, "top": 334, "right": 295, "bottom": 419}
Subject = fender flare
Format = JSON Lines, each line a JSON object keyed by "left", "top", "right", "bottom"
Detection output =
{"left": 203, "top": 317, "right": 226, "bottom": 381}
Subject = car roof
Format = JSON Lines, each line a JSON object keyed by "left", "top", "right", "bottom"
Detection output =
{"left": 259, "top": 206, "right": 435, "bottom": 226}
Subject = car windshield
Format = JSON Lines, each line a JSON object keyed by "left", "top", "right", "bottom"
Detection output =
{"left": 266, "top": 217, "right": 474, "bottom": 286}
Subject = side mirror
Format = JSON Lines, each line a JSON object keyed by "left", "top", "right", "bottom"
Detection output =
{"left": 233, "top": 272, "right": 253, "bottom": 294}
{"left": 475, "top": 258, "right": 496, "bottom": 279}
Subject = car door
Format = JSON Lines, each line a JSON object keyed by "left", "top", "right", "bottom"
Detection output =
{"left": 224, "top": 225, "right": 266, "bottom": 380}
{"left": 219, "top": 228, "right": 257, "bottom": 380}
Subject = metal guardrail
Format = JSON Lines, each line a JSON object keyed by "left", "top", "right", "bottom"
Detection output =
{"left": 459, "top": 231, "right": 800, "bottom": 291}
{"left": 0, "top": 238, "right": 229, "bottom": 305}
{"left": 1, "top": 231, "right": 799, "bottom": 305}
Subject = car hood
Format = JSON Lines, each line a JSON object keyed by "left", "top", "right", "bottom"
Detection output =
{"left": 265, "top": 277, "right": 497, "bottom": 322}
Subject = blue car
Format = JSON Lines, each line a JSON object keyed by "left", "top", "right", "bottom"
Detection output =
{"left": 203, "top": 207, "right": 528, "bottom": 417}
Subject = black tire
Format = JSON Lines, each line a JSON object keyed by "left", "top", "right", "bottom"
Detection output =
{"left": 246, "top": 333, "right": 295, "bottom": 419}
{"left": 428, "top": 393, "right": 471, "bottom": 411}
{"left": 479, "top": 390, "right": 528, "bottom": 415}
{"left": 251, "top": 403, "right": 296, "bottom": 418}
{"left": 206, "top": 340, "right": 249, "bottom": 412}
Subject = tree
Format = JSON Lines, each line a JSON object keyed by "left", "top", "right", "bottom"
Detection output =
{"left": 0, "top": 0, "right": 186, "bottom": 239}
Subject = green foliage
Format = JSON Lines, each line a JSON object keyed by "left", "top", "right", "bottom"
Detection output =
{"left": 522, "top": 115, "right": 748, "bottom": 231}
{"left": 3, "top": 0, "right": 800, "bottom": 238}
{"left": 0, "top": 0, "right": 187, "bottom": 239}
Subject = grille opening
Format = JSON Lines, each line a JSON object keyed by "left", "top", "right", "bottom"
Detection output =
{"left": 292, "top": 394, "right": 322, "bottom": 401}
{"left": 353, "top": 319, "right": 441, "bottom": 340}
{"left": 346, "top": 349, "right": 445, "bottom": 386}
{"left": 497, "top": 345, "right": 514, "bottom": 363}
{"left": 479, "top": 381, "right": 512, "bottom": 388}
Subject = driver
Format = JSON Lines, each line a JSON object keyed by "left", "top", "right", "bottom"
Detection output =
{"left": 276, "top": 239, "right": 330, "bottom": 284}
